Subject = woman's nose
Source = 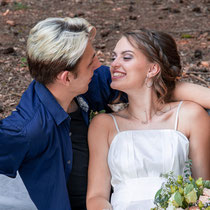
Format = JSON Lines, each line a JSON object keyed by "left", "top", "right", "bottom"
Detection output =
{"left": 111, "top": 57, "right": 120, "bottom": 68}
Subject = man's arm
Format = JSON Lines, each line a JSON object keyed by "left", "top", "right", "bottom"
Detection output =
{"left": 173, "top": 82, "right": 210, "bottom": 109}
{"left": 0, "top": 121, "right": 28, "bottom": 177}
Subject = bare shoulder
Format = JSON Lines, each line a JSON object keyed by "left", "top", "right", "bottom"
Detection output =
{"left": 180, "top": 101, "right": 210, "bottom": 130}
{"left": 88, "top": 113, "right": 115, "bottom": 139}
{"left": 179, "top": 101, "right": 210, "bottom": 136}
{"left": 89, "top": 113, "right": 113, "bottom": 128}
{"left": 180, "top": 101, "right": 209, "bottom": 120}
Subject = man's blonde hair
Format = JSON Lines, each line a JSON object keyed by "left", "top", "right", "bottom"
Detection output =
{"left": 27, "top": 17, "right": 96, "bottom": 84}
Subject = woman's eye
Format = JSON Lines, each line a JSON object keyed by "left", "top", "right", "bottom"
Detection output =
{"left": 110, "top": 57, "right": 116, "bottom": 61}
{"left": 123, "top": 56, "right": 132, "bottom": 60}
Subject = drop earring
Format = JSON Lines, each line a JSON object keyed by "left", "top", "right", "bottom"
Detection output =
{"left": 145, "top": 75, "right": 153, "bottom": 88}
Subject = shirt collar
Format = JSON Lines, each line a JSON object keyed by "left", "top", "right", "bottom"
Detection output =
{"left": 34, "top": 81, "right": 69, "bottom": 125}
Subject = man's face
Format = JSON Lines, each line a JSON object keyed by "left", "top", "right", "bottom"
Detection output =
{"left": 71, "top": 41, "right": 101, "bottom": 95}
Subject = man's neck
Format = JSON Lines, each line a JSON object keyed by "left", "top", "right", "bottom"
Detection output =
{"left": 46, "top": 83, "right": 76, "bottom": 113}
{"left": 68, "top": 100, "right": 78, "bottom": 113}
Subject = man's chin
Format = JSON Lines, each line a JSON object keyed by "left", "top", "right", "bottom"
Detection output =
{"left": 80, "top": 87, "right": 89, "bottom": 95}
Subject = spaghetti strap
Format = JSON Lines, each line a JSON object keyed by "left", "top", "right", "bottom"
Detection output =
{"left": 109, "top": 114, "right": 120, "bottom": 133}
{"left": 174, "top": 101, "right": 183, "bottom": 131}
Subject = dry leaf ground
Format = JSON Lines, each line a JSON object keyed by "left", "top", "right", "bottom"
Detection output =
{"left": 0, "top": 0, "right": 209, "bottom": 118}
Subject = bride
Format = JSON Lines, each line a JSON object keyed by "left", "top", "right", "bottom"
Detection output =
{"left": 86, "top": 29, "right": 210, "bottom": 210}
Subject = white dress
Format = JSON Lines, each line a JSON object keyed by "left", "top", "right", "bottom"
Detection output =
{"left": 0, "top": 172, "right": 37, "bottom": 210}
{"left": 108, "top": 101, "right": 189, "bottom": 210}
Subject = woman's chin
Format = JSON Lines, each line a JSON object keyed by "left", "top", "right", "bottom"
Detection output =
{"left": 110, "top": 82, "right": 125, "bottom": 91}
{"left": 110, "top": 82, "right": 119, "bottom": 90}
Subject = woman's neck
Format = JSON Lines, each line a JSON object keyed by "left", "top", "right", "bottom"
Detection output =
{"left": 126, "top": 88, "right": 164, "bottom": 124}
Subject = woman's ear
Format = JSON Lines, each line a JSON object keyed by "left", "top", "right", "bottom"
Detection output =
{"left": 56, "top": 71, "right": 74, "bottom": 86}
{"left": 147, "top": 63, "right": 160, "bottom": 78}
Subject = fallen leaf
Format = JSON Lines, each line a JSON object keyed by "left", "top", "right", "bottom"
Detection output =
{"left": 6, "top": 20, "right": 15, "bottom": 26}
{"left": 200, "top": 61, "right": 209, "bottom": 67}
{"left": 3, "top": 9, "right": 10, "bottom": 16}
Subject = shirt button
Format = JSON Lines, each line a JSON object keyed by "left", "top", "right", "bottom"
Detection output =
{"left": 69, "top": 132, "right": 72, "bottom": 136}
{"left": 67, "top": 160, "right": 71, "bottom": 164}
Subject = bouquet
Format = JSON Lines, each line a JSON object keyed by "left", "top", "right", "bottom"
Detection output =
{"left": 152, "top": 161, "right": 210, "bottom": 210}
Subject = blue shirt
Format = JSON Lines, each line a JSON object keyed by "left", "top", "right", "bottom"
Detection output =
{"left": 0, "top": 65, "right": 117, "bottom": 210}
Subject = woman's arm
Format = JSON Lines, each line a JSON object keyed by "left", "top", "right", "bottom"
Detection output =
{"left": 173, "top": 82, "right": 210, "bottom": 109}
{"left": 87, "top": 114, "right": 113, "bottom": 210}
{"left": 181, "top": 102, "right": 210, "bottom": 179}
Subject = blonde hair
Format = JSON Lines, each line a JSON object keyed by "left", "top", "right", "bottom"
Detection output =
{"left": 27, "top": 17, "right": 96, "bottom": 84}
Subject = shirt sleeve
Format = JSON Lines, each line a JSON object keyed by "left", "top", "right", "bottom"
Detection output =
{"left": 0, "top": 120, "right": 29, "bottom": 178}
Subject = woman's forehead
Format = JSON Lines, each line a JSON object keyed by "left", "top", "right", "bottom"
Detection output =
{"left": 114, "top": 37, "right": 135, "bottom": 52}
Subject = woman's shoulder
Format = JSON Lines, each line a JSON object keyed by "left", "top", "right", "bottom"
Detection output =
{"left": 90, "top": 112, "right": 113, "bottom": 123}
{"left": 180, "top": 101, "right": 208, "bottom": 119}
{"left": 178, "top": 101, "right": 209, "bottom": 136}
{"left": 89, "top": 112, "right": 117, "bottom": 132}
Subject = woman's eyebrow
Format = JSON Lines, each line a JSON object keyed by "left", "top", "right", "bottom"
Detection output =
{"left": 112, "top": 50, "right": 134, "bottom": 55}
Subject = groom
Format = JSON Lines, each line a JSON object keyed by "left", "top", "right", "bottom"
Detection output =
{"left": 0, "top": 17, "right": 118, "bottom": 210}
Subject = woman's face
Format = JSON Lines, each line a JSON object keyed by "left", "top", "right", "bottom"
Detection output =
{"left": 110, "top": 36, "right": 153, "bottom": 92}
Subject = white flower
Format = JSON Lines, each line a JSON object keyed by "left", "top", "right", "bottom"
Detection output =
{"left": 199, "top": 195, "right": 210, "bottom": 205}
{"left": 203, "top": 188, "right": 210, "bottom": 197}
{"left": 108, "top": 103, "right": 128, "bottom": 112}
{"left": 76, "top": 96, "right": 89, "bottom": 112}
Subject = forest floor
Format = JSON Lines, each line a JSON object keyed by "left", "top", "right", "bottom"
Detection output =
{"left": 0, "top": 0, "right": 210, "bottom": 118}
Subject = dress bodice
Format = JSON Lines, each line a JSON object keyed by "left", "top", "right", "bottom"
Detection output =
{"left": 107, "top": 102, "right": 190, "bottom": 210}
{"left": 108, "top": 129, "right": 189, "bottom": 187}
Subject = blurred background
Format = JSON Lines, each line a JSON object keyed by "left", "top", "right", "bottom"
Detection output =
{"left": 0, "top": 0, "right": 210, "bottom": 118}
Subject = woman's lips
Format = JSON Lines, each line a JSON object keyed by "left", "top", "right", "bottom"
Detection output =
{"left": 112, "top": 71, "right": 126, "bottom": 79}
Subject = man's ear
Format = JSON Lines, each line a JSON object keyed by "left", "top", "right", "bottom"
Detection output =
{"left": 147, "top": 63, "right": 160, "bottom": 78}
{"left": 56, "top": 71, "right": 74, "bottom": 86}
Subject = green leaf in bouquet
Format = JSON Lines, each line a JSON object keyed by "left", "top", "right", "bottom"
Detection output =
{"left": 170, "top": 185, "right": 178, "bottom": 194}
{"left": 178, "top": 187, "right": 184, "bottom": 195}
{"left": 154, "top": 189, "right": 162, "bottom": 201}
{"left": 154, "top": 189, "right": 170, "bottom": 208}
{"left": 198, "top": 201, "right": 204, "bottom": 209}
{"left": 181, "top": 200, "right": 189, "bottom": 209}
{"left": 184, "top": 184, "right": 194, "bottom": 195}
{"left": 173, "top": 191, "right": 183, "bottom": 207}
{"left": 177, "top": 175, "right": 183, "bottom": 185}
{"left": 184, "top": 160, "right": 192, "bottom": 179}
{"left": 184, "top": 188, "right": 197, "bottom": 204}
{"left": 203, "top": 180, "right": 210, "bottom": 189}
{"left": 195, "top": 177, "right": 203, "bottom": 187}
{"left": 191, "top": 179, "right": 199, "bottom": 192}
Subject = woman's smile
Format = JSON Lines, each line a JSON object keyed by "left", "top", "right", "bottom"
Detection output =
{"left": 112, "top": 70, "right": 126, "bottom": 80}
